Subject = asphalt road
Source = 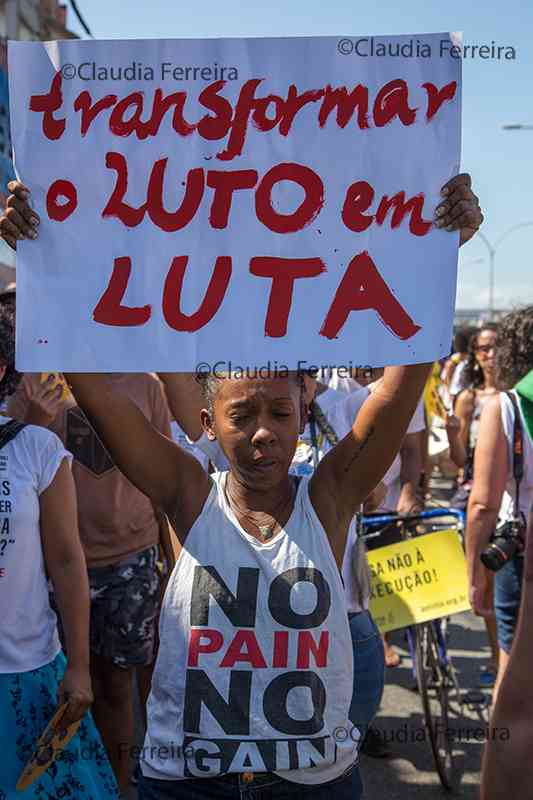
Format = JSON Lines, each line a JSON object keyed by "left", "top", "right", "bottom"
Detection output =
{"left": 360, "top": 611, "right": 491, "bottom": 799}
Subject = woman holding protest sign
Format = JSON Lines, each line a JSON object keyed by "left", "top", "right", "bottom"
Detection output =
{"left": 0, "top": 304, "right": 118, "bottom": 799}
{"left": 0, "top": 175, "right": 482, "bottom": 798}
{"left": 161, "top": 371, "right": 390, "bottom": 771}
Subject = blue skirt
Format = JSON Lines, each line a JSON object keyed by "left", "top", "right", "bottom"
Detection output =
{"left": 0, "top": 651, "right": 119, "bottom": 799}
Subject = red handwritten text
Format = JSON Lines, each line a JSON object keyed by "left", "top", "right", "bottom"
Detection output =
{"left": 30, "top": 75, "right": 457, "bottom": 161}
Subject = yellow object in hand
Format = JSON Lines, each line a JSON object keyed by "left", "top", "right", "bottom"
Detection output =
{"left": 40, "top": 373, "right": 71, "bottom": 402}
{"left": 16, "top": 702, "right": 82, "bottom": 791}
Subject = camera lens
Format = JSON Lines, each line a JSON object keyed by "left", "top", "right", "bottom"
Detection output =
{"left": 480, "top": 537, "right": 519, "bottom": 572}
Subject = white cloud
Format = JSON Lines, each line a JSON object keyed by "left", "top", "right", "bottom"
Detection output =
{"left": 456, "top": 277, "right": 533, "bottom": 309}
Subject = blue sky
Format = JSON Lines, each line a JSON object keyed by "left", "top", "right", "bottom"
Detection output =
{"left": 65, "top": 0, "right": 532, "bottom": 310}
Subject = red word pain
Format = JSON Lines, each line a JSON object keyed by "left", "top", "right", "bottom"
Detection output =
{"left": 47, "top": 156, "right": 432, "bottom": 237}
{"left": 93, "top": 250, "right": 421, "bottom": 341}
{"left": 30, "top": 74, "right": 457, "bottom": 161}
{"left": 188, "top": 628, "right": 329, "bottom": 669}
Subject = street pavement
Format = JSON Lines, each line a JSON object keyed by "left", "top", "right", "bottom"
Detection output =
{"left": 361, "top": 611, "right": 491, "bottom": 798}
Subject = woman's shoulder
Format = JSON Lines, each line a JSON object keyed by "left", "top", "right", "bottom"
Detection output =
{"left": 476, "top": 391, "right": 503, "bottom": 411}
{"left": 194, "top": 470, "right": 227, "bottom": 517}
{"left": 478, "top": 392, "right": 504, "bottom": 429}
{"left": 19, "top": 423, "right": 65, "bottom": 449}
{"left": 0, "top": 422, "right": 71, "bottom": 495}
{"left": 6, "top": 423, "right": 70, "bottom": 471}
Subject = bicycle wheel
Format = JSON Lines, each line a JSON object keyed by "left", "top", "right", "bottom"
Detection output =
{"left": 414, "top": 622, "right": 454, "bottom": 790}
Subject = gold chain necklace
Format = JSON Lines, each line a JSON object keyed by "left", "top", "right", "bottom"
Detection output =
{"left": 224, "top": 476, "right": 295, "bottom": 542}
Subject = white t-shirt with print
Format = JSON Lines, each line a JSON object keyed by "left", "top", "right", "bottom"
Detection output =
{"left": 0, "top": 423, "right": 71, "bottom": 673}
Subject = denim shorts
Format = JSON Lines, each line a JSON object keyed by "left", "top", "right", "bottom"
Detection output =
{"left": 348, "top": 609, "right": 386, "bottom": 740}
{"left": 494, "top": 555, "right": 524, "bottom": 654}
{"left": 138, "top": 763, "right": 361, "bottom": 800}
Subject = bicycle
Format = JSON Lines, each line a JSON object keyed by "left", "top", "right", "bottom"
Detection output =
{"left": 360, "top": 507, "right": 465, "bottom": 791}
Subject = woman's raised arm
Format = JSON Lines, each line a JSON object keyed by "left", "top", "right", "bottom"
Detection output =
{"left": 158, "top": 372, "right": 204, "bottom": 441}
{"left": 311, "top": 363, "right": 430, "bottom": 559}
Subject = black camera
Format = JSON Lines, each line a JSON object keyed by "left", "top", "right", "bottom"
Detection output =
{"left": 480, "top": 517, "right": 526, "bottom": 572}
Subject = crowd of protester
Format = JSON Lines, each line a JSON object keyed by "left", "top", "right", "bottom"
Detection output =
{"left": 0, "top": 174, "right": 530, "bottom": 800}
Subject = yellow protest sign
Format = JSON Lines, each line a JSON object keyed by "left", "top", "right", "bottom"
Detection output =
{"left": 424, "top": 362, "right": 447, "bottom": 422}
{"left": 367, "top": 530, "right": 471, "bottom": 633}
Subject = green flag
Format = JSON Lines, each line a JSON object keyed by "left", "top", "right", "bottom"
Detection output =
{"left": 515, "top": 369, "right": 533, "bottom": 442}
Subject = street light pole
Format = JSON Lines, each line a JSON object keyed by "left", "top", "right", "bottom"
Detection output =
{"left": 476, "top": 223, "right": 533, "bottom": 319}
{"left": 476, "top": 233, "right": 495, "bottom": 317}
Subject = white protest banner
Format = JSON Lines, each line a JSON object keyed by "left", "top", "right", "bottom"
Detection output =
{"left": 9, "top": 33, "right": 461, "bottom": 372}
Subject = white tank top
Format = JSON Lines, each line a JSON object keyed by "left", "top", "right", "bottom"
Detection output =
{"left": 500, "top": 391, "right": 533, "bottom": 520}
{"left": 142, "top": 472, "right": 358, "bottom": 784}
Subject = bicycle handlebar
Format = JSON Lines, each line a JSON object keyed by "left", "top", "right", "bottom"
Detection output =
{"left": 361, "top": 507, "right": 465, "bottom": 529}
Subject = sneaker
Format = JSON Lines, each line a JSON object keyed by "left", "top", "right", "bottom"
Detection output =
{"left": 360, "top": 726, "right": 391, "bottom": 758}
